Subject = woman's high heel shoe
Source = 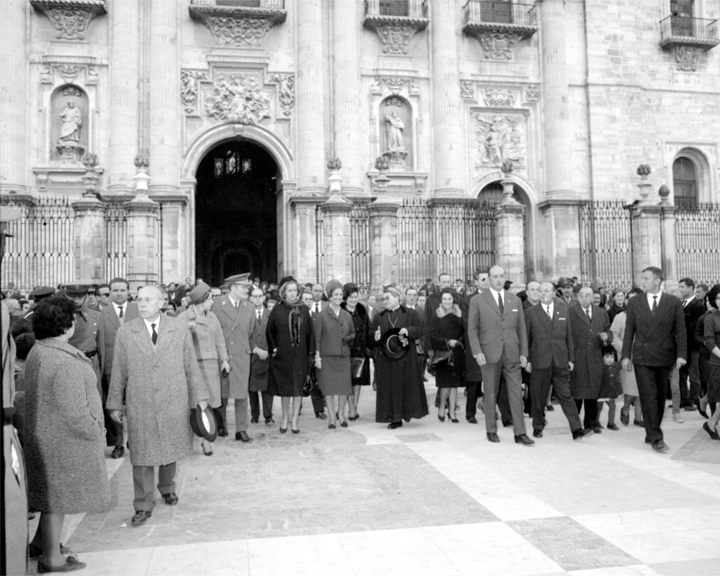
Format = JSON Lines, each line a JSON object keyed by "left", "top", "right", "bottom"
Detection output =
{"left": 438, "top": 414, "right": 446, "bottom": 422}
{"left": 202, "top": 442, "right": 213, "bottom": 456}
{"left": 280, "top": 424, "right": 288, "bottom": 434}
{"left": 697, "top": 398, "right": 709, "bottom": 419}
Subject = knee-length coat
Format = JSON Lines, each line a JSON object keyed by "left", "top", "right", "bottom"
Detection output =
{"left": 249, "top": 307, "right": 271, "bottom": 392}
{"left": 24, "top": 339, "right": 110, "bottom": 514}
{"left": 569, "top": 303, "right": 613, "bottom": 399}
{"left": 266, "top": 301, "right": 315, "bottom": 397}
{"left": 107, "top": 315, "right": 208, "bottom": 467}
{"left": 371, "top": 306, "right": 429, "bottom": 423}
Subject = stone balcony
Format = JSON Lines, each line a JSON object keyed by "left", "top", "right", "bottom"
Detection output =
{"left": 188, "top": 0, "right": 287, "bottom": 48}
{"left": 463, "top": 0, "right": 538, "bottom": 38}
{"left": 363, "top": 0, "right": 429, "bottom": 55}
{"left": 659, "top": 15, "right": 719, "bottom": 49}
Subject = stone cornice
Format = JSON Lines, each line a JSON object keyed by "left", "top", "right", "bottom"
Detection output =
{"left": 30, "top": 0, "right": 107, "bottom": 41}
{"left": 189, "top": 3, "right": 287, "bottom": 48}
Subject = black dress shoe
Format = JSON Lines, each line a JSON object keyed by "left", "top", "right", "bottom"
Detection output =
{"left": 486, "top": 432, "right": 500, "bottom": 443}
{"left": 620, "top": 410, "right": 630, "bottom": 426}
{"left": 37, "top": 555, "right": 86, "bottom": 573}
{"left": 546, "top": 405, "right": 555, "bottom": 412}
{"left": 315, "top": 411, "right": 328, "bottom": 420}
{"left": 132, "top": 510, "right": 152, "bottom": 526}
{"left": 592, "top": 426, "right": 603, "bottom": 434}
{"left": 466, "top": 416, "right": 478, "bottom": 424}
{"left": 328, "top": 424, "right": 336, "bottom": 430}
{"left": 388, "top": 421, "right": 403, "bottom": 429}
{"left": 532, "top": 429, "right": 543, "bottom": 438}
{"left": 111, "top": 445, "right": 125, "bottom": 459}
{"left": 250, "top": 417, "right": 259, "bottom": 424}
{"left": 340, "top": 420, "right": 348, "bottom": 428}
{"left": 265, "top": 417, "right": 275, "bottom": 425}
{"left": 162, "top": 492, "right": 179, "bottom": 505}
{"left": 652, "top": 440, "right": 669, "bottom": 452}
{"left": 514, "top": 434, "right": 535, "bottom": 446}
{"left": 236, "top": 431, "right": 252, "bottom": 442}
{"left": 572, "top": 428, "right": 593, "bottom": 440}
{"left": 218, "top": 427, "right": 229, "bottom": 437}
{"left": 502, "top": 420, "right": 513, "bottom": 427}
{"left": 607, "top": 423, "right": 620, "bottom": 431}
{"left": 682, "top": 402, "right": 697, "bottom": 411}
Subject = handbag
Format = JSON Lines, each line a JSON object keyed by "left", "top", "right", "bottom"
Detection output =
{"left": 429, "top": 349, "right": 454, "bottom": 367}
{"left": 302, "top": 370, "right": 321, "bottom": 397}
{"left": 350, "top": 357, "right": 366, "bottom": 379}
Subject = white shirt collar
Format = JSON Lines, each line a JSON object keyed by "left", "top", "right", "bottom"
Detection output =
{"left": 647, "top": 291, "right": 662, "bottom": 308}
{"left": 489, "top": 287, "right": 503, "bottom": 301}
{"left": 684, "top": 294, "right": 695, "bottom": 304}
{"left": 143, "top": 316, "right": 160, "bottom": 340}
{"left": 544, "top": 301, "right": 554, "bottom": 315}
{"left": 113, "top": 301, "right": 126, "bottom": 313}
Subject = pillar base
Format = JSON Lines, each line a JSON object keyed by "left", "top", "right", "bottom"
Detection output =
{"left": 537, "top": 199, "right": 582, "bottom": 281}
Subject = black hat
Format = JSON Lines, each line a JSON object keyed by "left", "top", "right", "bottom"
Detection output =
{"left": 29, "top": 286, "right": 55, "bottom": 301}
{"left": 189, "top": 404, "right": 217, "bottom": 442}
{"left": 279, "top": 275, "right": 296, "bottom": 288}
{"left": 380, "top": 327, "right": 409, "bottom": 361}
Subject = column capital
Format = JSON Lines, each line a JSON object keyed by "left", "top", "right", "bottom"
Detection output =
{"left": 369, "top": 197, "right": 402, "bottom": 217}
{"left": 71, "top": 197, "right": 106, "bottom": 213}
{"left": 320, "top": 194, "right": 353, "bottom": 215}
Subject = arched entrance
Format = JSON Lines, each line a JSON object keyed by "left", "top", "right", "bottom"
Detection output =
{"left": 195, "top": 140, "right": 279, "bottom": 286}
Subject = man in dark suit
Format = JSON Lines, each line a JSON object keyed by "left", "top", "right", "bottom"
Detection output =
{"left": 464, "top": 270, "right": 489, "bottom": 423}
{"left": 308, "top": 284, "right": 328, "bottom": 419}
{"left": 248, "top": 285, "right": 273, "bottom": 424}
{"left": 526, "top": 282, "right": 590, "bottom": 440}
{"left": 569, "top": 286, "right": 612, "bottom": 433}
{"left": 468, "top": 265, "right": 533, "bottom": 445}
{"left": 622, "top": 267, "right": 687, "bottom": 452}
{"left": 101, "top": 277, "right": 139, "bottom": 458}
{"left": 678, "top": 277, "right": 704, "bottom": 411}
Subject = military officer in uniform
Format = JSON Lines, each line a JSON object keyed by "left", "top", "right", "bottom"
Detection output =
{"left": 26, "top": 286, "right": 55, "bottom": 317}
{"left": 62, "top": 283, "right": 105, "bottom": 399}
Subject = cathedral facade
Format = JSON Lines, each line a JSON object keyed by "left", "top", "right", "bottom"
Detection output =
{"left": 1, "top": 0, "right": 719, "bottom": 290}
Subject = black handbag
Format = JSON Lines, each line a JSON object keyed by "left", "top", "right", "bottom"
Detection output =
{"left": 429, "top": 350, "right": 454, "bottom": 367}
{"left": 350, "top": 357, "right": 366, "bottom": 379}
{"left": 302, "top": 370, "right": 321, "bottom": 397}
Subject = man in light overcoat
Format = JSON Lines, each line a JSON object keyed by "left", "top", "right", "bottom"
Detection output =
{"left": 467, "top": 265, "right": 533, "bottom": 445}
{"left": 211, "top": 273, "right": 257, "bottom": 441}
{"left": 107, "top": 285, "right": 208, "bottom": 527}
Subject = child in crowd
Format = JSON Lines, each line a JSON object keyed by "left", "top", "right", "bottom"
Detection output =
{"left": 597, "top": 346, "right": 623, "bottom": 431}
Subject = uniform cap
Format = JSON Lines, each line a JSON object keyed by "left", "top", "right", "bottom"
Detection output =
{"left": 29, "top": 286, "right": 55, "bottom": 300}
{"left": 224, "top": 273, "right": 252, "bottom": 286}
{"left": 61, "top": 283, "right": 92, "bottom": 296}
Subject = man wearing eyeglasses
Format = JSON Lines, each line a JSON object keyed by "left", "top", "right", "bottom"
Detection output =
{"left": 96, "top": 284, "right": 111, "bottom": 308}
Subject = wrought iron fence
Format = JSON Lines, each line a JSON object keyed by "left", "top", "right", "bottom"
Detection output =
{"left": 464, "top": 0, "right": 537, "bottom": 27}
{"left": 105, "top": 198, "right": 129, "bottom": 282}
{"left": 578, "top": 200, "right": 634, "bottom": 289}
{"left": 675, "top": 202, "right": 720, "bottom": 286}
{"left": 366, "top": 0, "right": 427, "bottom": 18}
{"left": 1, "top": 196, "right": 76, "bottom": 292}
{"left": 660, "top": 15, "right": 719, "bottom": 42}
{"left": 350, "top": 203, "right": 372, "bottom": 291}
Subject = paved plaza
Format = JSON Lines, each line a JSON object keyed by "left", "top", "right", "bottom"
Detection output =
{"left": 29, "top": 379, "right": 720, "bottom": 576}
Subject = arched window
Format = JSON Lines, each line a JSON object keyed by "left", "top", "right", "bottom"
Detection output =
{"left": 673, "top": 157, "right": 698, "bottom": 209}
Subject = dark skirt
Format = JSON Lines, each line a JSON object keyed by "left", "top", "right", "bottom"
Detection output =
{"left": 375, "top": 352, "right": 429, "bottom": 423}
{"left": 708, "top": 365, "right": 720, "bottom": 403}
{"left": 434, "top": 348, "right": 466, "bottom": 388}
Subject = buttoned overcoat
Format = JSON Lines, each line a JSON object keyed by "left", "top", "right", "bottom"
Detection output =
{"left": 569, "top": 303, "right": 613, "bottom": 399}
{"left": 212, "top": 295, "right": 257, "bottom": 400}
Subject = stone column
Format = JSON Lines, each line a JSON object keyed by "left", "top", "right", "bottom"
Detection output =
{"left": 0, "top": 0, "right": 28, "bottom": 194}
{"left": 72, "top": 198, "right": 106, "bottom": 283}
{"left": 148, "top": 0, "right": 180, "bottom": 196}
{"left": 125, "top": 197, "right": 159, "bottom": 290}
{"left": 332, "top": 1, "right": 363, "bottom": 195}
{"left": 107, "top": 0, "right": 140, "bottom": 195}
{"left": 296, "top": 0, "right": 326, "bottom": 196}
{"left": 630, "top": 204, "right": 663, "bottom": 286}
{"left": 494, "top": 180, "right": 526, "bottom": 286}
{"left": 537, "top": 200, "right": 581, "bottom": 280}
{"left": 369, "top": 197, "right": 401, "bottom": 291}
{"left": 159, "top": 200, "right": 186, "bottom": 285}
{"left": 318, "top": 194, "right": 353, "bottom": 284}
{"left": 539, "top": 0, "right": 571, "bottom": 198}
{"left": 430, "top": 0, "right": 465, "bottom": 197}
{"left": 658, "top": 185, "right": 678, "bottom": 289}
{"left": 291, "top": 197, "right": 322, "bottom": 281}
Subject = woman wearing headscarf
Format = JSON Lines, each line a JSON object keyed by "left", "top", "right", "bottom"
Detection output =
{"left": 24, "top": 296, "right": 110, "bottom": 573}
{"left": 314, "top": 279, "right": 355, "bottom": 429}
{"left": 371, "top": 286, "right": 429, "bottom": 429}
{"left": 177, "top": 281, "right": 230, "bottom": 456}
{"left": 267, "top": 276, "right": 315, "bottom": 434}
{"left": 427, "top": 288, "right": 466, "bottom": 423}
{"left": 341, "top": 282, "right": 373, "bottom": 421}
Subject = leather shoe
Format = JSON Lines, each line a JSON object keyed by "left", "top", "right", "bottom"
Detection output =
{"left": 592, "top": 426, "right": 603, "bottom": 434}
{"left": 486, "top": 432, "right": 500, "bottom": 443}
{"left": 572, "top": 428, "right": 593, "bottom": 440}
{"left": 315, "top": 411, "right": 328, "bottom": 420}
{"left": 502, "top": 420, "right": 513, "bottom": 427}
{"left": 466, "top": 416, "right": 478, "bottom": 424}
{"left": 132, "top": 510, "right": 152, "bottom": 526}
{"left": 546, "top": 404, "right": 555, "bottom": 412}
{"left": 514, "top": 434, "right": 535, "bottom": 445}
{"left": 218, "top": 427, "right": 229, "bottom": 437}
{"left": 236, "top": 431, "right": 252, "bottom": 442}
{"left": 607, "top": 423, "right": 620, "bottom": 431}
{"left": 620, "top": 409, "right": 630, "bottom": 426}
{"left": 111, "top": 445, "right": 125, "bottom": 459}
{"left": 250, "top": 417, "right": 259, "bottom": 424}
{"left": 265, "top": 416, "right": 275, "bottom": 425}
{"left": 703, "top": 422, "right": 720, "bottom": 440}
{"left": 652, "top": 440, "right": 670, "bottom": 453}
{"left": 37, "top": 555, "right": 86, "bottom": 573}
{"left": 532, "top": 429, "right": 543, "bottom": 438}
{"left": 388, "top": 421, "right": 403, "bottom": 429}
{"left": 162, "top": 492, "right": 179, "bottom": 505}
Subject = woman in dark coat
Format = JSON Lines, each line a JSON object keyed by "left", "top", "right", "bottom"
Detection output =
{"left": 24, "top": 296, "right": 110, "bottom": 573}
{"left": 314, "top": 279, "right": 355, "bottom": 429}
{"left": 341, "top": 282, "right": 373, "bottom": 421}
{"left": 371, "top": 286, "right": 429, "bottom": 429}
{"left": 427, "top": 288, "right": 466, "bottom": 423}
{"left": 266, "top": 277, "right": 315, "bottom": 434}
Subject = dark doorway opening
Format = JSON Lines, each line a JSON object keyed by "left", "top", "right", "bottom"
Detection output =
{"left": 195, "top": 140, "right": 279, "bottom": 286}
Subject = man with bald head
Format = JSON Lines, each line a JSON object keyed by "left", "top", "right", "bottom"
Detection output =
{"left": 468, "top": 265, "right": 533, "bottom": 445}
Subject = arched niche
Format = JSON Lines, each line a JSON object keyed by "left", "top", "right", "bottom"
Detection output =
{"left": 672, "top": 147, "right": 711, "bottom": 205}
{"left": 379, "top": 95, "right": 412, "bottom": 170}
{"left": 51, "top": 84, "right": 89, "bottom": 162}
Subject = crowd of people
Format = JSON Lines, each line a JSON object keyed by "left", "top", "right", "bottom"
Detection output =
{"left": 3, "top": 265, "right": 720, "bottom": 572}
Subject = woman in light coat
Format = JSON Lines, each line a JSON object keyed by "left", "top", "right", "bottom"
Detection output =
{"left": 178, "top": 281, "right": 230, "bottom": 455}
{"left": 610, "top": 287, "right": 644, "bottom": 426}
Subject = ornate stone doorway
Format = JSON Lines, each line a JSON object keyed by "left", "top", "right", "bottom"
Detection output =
{"left": 195, "top": 140, "right": 279, "bottom": 286}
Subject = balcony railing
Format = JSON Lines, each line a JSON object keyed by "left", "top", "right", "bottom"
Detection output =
{"left": 659, "top": 15, "right": 719, "bottom": 48}
{"left": 191, "top": 0, "right": 285, "bottom": 8}
{"left": 464, "top": 0, "right": 537, "bottom": 28}
{"left": 365, "top": 0, "right": 428, "bottom": 20}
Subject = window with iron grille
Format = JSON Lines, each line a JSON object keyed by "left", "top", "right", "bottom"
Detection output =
{"left": 673, "top": 156, "right": 698, "bottom": 209}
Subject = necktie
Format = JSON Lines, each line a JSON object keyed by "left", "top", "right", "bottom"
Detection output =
{"left": 234, "top": 300, "right": 239, "bottom": 310}
{"left": 315, "top": 303, "right": 320, "bottom": 314}
{"left": 118, "top": 305, "right": 124, "bottom": 318}
{"left": 151, "top": 323, "right": 158, "bottom": 345}
{"left": 546, "top": 306, "right": 552, "bottom": 318}
{"left": 652, "top": 296, "right": 658, "bottom": 312}
{"left": 257, "top": 310, "right": 261, "bottom": 321}
{"left": 682, "top": 299, "right": 688, "bottom": 308}
{"left": 585, "top": 307, "right": 591, "bottom": 320}
{"left": 497, "top": 293, "right": 504, "bottom": 314}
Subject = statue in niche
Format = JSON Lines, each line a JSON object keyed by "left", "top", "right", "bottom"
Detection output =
{"left": 381, "top": 98, "right": 409, "bottom": 169}
{"left": 59, "top": 100, "right": 82, "bottom": 142}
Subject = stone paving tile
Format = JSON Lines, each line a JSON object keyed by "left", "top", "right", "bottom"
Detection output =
{"left": 672, "top": 426, "right": 720, "bottom": 465}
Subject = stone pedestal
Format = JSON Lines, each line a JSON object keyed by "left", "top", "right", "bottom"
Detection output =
{"left": 660, "top": 204, "right": 679, "bottom": 290}
{"left": 630, "top": 204, "right": 663, "bottom": 286}
{"left": 290, "top": 196, "right": 322, "bottom": 281}
{"left": 0, "top": 0, "right": 28, "bottom": 194}
{"left": 72, "top": 197, "right": 106, "bottom": 283}
{"left": 369, "top": 197, "right": 401, "bottom": 291}
{"left": 537, "top": 200, "right": 582, "bottom": 281}
{"left": 125, "top": 196, "right": 159, "bottom": 290}
{"left": 495, "top": 199, "right": 526, "bottom": 286}
{"left": 318, "top": 194, "right": 353, "bottom": 284}
{"left": 158, "top": 199, "right": 186, "bottom": 286}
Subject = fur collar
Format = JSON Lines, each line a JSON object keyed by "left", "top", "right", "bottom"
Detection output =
{"left": 341, "top": 301, "right": 368, "bottom": 319}
{"left": 436, "top": 304, "right": 462, "bottom": 319}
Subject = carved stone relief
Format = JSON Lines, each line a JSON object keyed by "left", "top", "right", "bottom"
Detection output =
{"left": 181, "top": 70, "right": 208, "bottom": 114}
{"left": 269, "top": 73, "right": 295, "bottom": 116}
{"left": 524, "top": 84, "right": 540, "bottom": 103}
{"left": 372, "top": 24, "right": 422, "bottom": 55}
{"left": 460, "top": 80, "right": 475, "bottom": 100}
{"left": 479, "top": 32, "right": 522, "bottom": 61}
{"left": 203, "top": 16, "right": 275, "bottom": 47}
{"left": 204, "top": 74, "right": 271, "bottom": 125}
{"left": 473, "top": 114, "right": 525, "bottom": 170}
{"left": 674, "top": 45, "right": 702, "bottom": 71}
{"left": 30, "top": 1, "right": 107, "bottom": 41}
{"left": 481, "top": 88, "right": 516, "bottom": 108}
{"left": 40, "top": 63, "right": 99, "bottom": 85}
{"left": 373, "top": 76, "right": 420, "bottom": 96}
